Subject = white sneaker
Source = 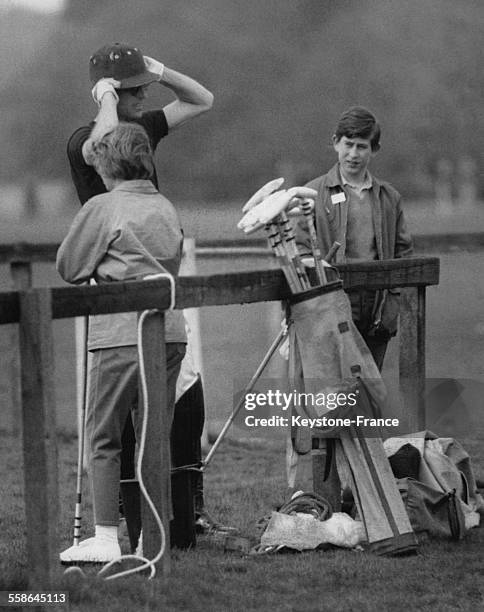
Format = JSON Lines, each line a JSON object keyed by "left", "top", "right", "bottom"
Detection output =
{"left": 60, "top": 537, "right": 121, "bottom": 564}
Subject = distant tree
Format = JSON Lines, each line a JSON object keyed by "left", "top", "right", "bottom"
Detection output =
{"left": 63, "top": 0, "right": 101, "bottom": 22}
{"left": 0, "top": 0, "right": 482, "bottom": 200}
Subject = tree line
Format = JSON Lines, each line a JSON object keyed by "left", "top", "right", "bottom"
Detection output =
{"left": 1, "top": 0, "right": 482, "bottom": 201}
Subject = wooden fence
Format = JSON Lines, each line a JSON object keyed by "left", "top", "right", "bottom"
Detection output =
{"left": 0, "top": 250, "right": 439, "bottom": 589}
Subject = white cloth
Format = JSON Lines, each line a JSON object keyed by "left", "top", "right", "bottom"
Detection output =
{"left": 260, "top": 511, "right": 365, "bottom": 550}
{"left": 175, "top": 321, "right": 200, "bottom": 401}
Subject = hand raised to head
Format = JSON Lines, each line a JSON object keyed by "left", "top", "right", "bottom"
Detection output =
{"left": 91, "top": 78, "right": 121, "bottom": 106}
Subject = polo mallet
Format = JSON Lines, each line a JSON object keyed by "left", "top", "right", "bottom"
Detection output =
{"left": 265, "top": 222, "right": 301, "bottom": 293}
{"left": 277, "top": 211, "right": 310, "bottom": 291}
{"left": 238, "top": 182, "right": 318, "bottom": 293}
{"left": 203, "top": 321, "right": 291, "bottom": 468}
{"left": 73, "top": 316, "right": 89, "bottom": 546}
{"left": 300, "top": 198, "right": 327, "bottom": 285}
{"left": 238, "top": 183, "right": 317, "bottom": 236}
{"left": 325, "top": 241, "right": 342, "bottom": 264}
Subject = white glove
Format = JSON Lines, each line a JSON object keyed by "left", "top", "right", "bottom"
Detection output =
{"left": 91, "top": 78, "right": 120, "bottom": 106}
{"left": 144, "top": 55, "right": 165, "bottom": 80}
{"left": 242, "top": 177, "right": 284, "bottom": 213}
{"left": 237, "top": 187, "right": 317, "bottom": 234}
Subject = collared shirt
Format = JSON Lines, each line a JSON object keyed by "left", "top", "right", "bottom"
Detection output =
{"left": 341, "top": 170, "right": 378, "bottom": 262}
{"left": 340, "top": 171, "right": 373, "bottom": 195}
{"left": 56, "top": 180, "right": 186, "bottom": 349}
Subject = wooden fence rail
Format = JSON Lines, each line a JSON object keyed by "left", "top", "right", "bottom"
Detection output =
{"left": 0, "top": 257, "right": 439, "bottom": 321}
{"left": 0, "top": 255, "right": 439, "bottom": 590}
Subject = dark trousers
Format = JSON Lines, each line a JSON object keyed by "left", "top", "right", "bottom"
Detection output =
{"left": 349, "top": 289, "right": 389, "bottom": 372}
{"left": 170, "top": 375, "right": 205, "bottom": 515}
{"left": 360, "top": 331, "right": 388, "bottom": 372}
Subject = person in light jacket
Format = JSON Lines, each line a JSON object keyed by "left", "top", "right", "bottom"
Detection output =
{"left": 58, "top": 122, "right": 186, "bottom": 562}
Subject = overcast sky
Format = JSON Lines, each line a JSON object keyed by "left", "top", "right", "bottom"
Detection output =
{"left": 0, "top": 0, "right": 64, "bottom": 12}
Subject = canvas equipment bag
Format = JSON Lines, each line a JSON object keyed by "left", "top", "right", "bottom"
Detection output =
{"left": 287, "top": 282, "right": 388, "bottom": 432}
{"left": 396, "top": 477, "right": 466, "bottom": 540}
{"left": 285, "top": 283, "right": 418, "bottom": 555}
{"left": 385, "top": 432, "right": 483, "bottom": 537}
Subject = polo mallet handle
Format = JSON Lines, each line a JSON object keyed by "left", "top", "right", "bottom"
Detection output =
{"left": 324, "top": 241, "right": 341, "bottom": 263}
{"left": 73, "top": 315, "right": 89, "bottom": 546}
{"left": 265, "top": 222, "right": 301, "bottom": 293}
{"left": 301, "top": 199, "right": 326, "bottom": 285}
{"left": 278, "top": 212, "right": 311, "bottom": 291}
{"left": 203, "top": 322, "right": 290, "bottom": 468}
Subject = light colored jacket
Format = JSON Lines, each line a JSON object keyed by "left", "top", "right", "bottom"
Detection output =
{"left": 56, "top": 180, "right": 186, "bottom": 349}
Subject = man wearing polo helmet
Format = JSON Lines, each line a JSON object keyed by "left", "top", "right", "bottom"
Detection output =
{"left": 68, "top": 42, "right": 213, "bottom": 204}
{"left": 65, "top": 43, "right": 216, "bottom": 559}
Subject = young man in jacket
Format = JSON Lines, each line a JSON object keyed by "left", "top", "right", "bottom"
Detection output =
{"left": 67, "top": 43, "right": 222, "bottom": 547}
{"left": 296, "top": 106, "right": 413, "bottom": 370}
{"left": 68, "top": 41, "right": 213, "bottom": 204}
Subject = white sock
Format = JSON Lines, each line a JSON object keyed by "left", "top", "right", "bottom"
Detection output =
{"left": 95, "top": 525, "right": 118, "bottom": 542}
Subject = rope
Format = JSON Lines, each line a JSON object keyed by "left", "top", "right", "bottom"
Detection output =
{"left": 99, "top": 272, "right": 176, "bottom": 580}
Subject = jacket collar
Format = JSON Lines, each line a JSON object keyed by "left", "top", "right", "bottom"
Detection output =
{"left": 326, "top": 163, "right": 380, "bottom": 193}
{"left": 325, "top": 164, "right": 342, "bottom": 188}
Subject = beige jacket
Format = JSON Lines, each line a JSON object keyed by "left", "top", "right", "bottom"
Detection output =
{"left": 57, "top": 180, "right": 186, "bottom": 349}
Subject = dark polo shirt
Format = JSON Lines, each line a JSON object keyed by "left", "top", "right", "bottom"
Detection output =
{"left": 67, "top": 110, "right": 168, "bottom": 205}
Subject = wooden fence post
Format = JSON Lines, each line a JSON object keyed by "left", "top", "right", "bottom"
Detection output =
{"left": 139, "top": 309, "right": 171, "bottom": 575}
{"left": 18, "top": 287, "right": 59, "bottom": 590}
{"left": 9, "top": 262, "right": 33, "bottom": 436}
{"left": 399, "top": 286, "right": 426, "bottom": 432}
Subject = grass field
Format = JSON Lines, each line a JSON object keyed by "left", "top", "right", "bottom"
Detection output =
{"left": 0, "top": 197, "right": 483, "bottom": 610}
{"left": 0, "top": 430, "right": 483, "bottom": 611}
